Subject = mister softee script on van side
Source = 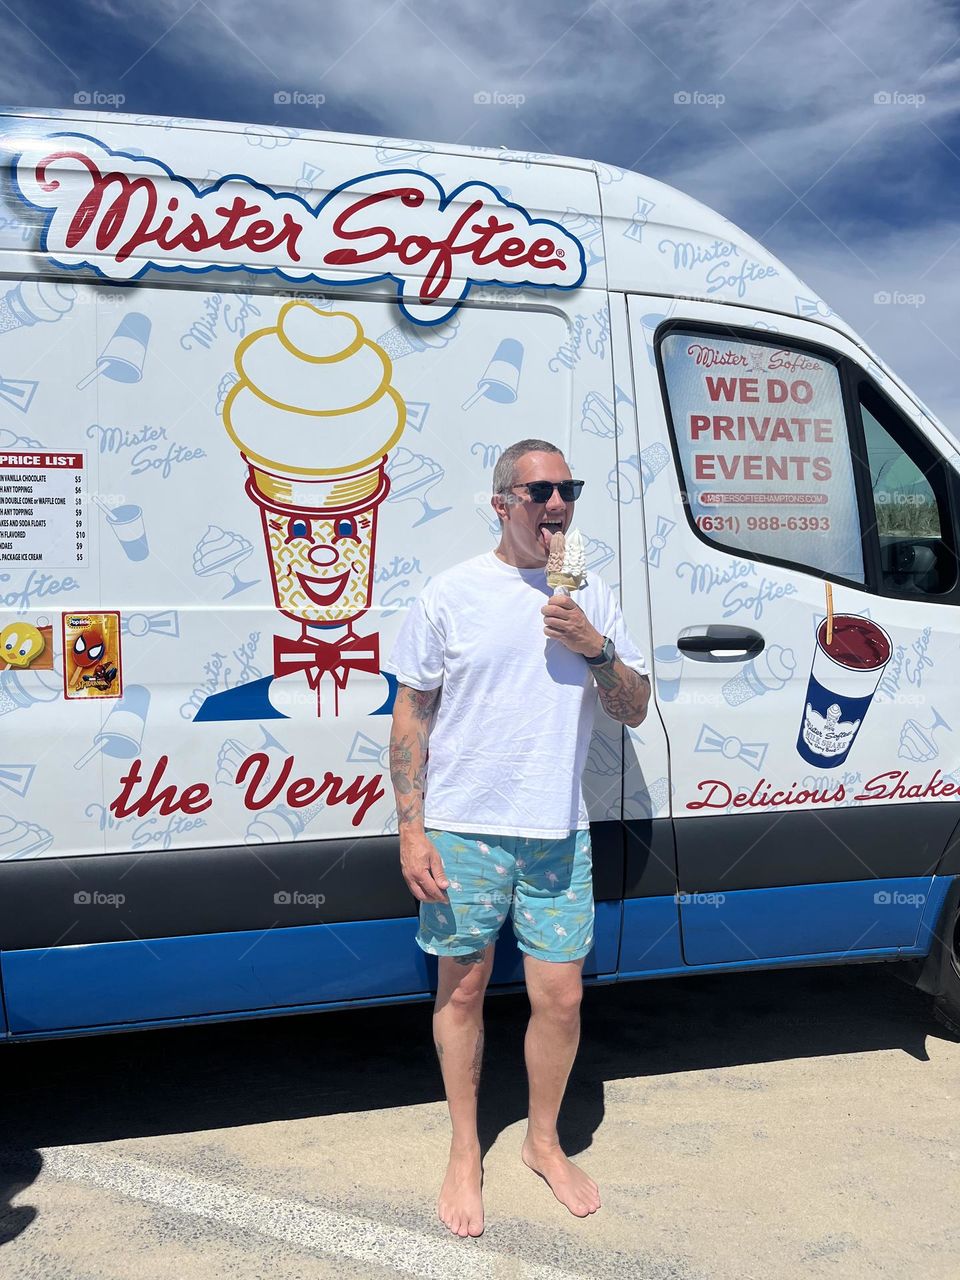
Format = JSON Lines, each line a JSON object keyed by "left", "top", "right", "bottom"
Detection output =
{"left": 11, "top": 135, "right": 587, "bottom": 324}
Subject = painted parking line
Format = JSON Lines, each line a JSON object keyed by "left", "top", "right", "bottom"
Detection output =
{"left": 40, "top": 1145, "right": 591, "bottom": 1280}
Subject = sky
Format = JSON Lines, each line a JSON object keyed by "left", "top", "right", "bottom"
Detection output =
{"left": 2, "top": 0, "right": 959, "bottom": 424}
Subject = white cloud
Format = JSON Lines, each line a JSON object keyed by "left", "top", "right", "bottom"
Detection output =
{"left": 784, "top": 222, "right": 960, "bottom": 432}
{"left": 1, "top": 0, "right": 957, "bottom": 430}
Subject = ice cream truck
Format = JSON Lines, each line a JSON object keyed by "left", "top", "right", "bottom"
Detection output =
{"left": 0, "top": 106, "right": 958, "bottom": 1042}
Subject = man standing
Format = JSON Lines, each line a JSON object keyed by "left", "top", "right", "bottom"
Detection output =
{"left": 384, "top": 439, "right": 650, "bottom": 1238}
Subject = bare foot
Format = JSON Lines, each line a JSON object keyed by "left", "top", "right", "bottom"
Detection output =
{"left": 437, "top": 1144, "right": 484, "bottom": 1237}
{"left": 521, "top": 1138, "right": 600, "bottom": 1217}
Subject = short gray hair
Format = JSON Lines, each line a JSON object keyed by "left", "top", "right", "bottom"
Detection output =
{"left": 492, "top": 439, "right": 565, "bottom": 497}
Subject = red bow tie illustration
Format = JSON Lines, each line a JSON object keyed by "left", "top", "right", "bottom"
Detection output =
{"left": 273, "top": 630, "right": 380, "bottom": 691}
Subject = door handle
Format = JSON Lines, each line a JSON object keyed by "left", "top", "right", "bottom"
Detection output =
{"left": 676, "top": 625, "right": 765, "bottom": 662}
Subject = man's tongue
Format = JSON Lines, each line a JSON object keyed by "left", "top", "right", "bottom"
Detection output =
{"left": 540, "top": 522, "right": 562, "bottom": 549}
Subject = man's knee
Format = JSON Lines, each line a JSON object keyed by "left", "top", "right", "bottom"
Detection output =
{"left": 525, "top": 959, "right": 583, "bottom": 1018}
{"left": 437, "top": 948, "right": 494, "bottom": 1008}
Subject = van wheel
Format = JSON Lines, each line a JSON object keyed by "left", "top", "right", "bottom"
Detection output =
{"left": 933, "top": 899, "right": 960, "bottom": 1037}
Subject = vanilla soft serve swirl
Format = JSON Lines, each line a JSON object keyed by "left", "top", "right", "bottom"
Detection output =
{"left": 224, "top": 301, "right": 406, "bottom": 480}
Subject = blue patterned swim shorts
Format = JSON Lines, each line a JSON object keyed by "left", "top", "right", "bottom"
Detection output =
{"left": 417, "top": 828, "right": 594, "bottom": 963}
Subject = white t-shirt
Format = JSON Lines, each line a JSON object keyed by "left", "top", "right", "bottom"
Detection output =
{"left": 383, "top": 550, "right": 649, "bottom": 838}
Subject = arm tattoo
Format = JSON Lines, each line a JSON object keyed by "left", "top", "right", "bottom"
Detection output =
{"left": 590, "top": 660, "right": 650, "bottom": 726}
{"left": 390, "top": 685, "right": 440, "bottom": 827}
{"left": 407, "top": 687, "right": 440, "bottom": 722}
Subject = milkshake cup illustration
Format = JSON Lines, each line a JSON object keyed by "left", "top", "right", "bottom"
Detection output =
{"left": 796, "top": 613, "right": 892, "bottom": 767}
{"left": 639, "top": 312, "right": 669, "bottom": 364}
{"left": 654, "top": 644, "right": 684, "bottom": 702}
{"left": 77, "top": 313, "right": 152, "bottom": 389}
{"left": 223, "top": 301, "right": 406, "bottom": 626}
{"left": 0, "top": 280, "right": 76, "bottom": 333}
{"left": 102, "top": 501, "right": 150, "bottom": 561}
{"left": 462, "top": 338, "right": 524, "bottom": 409}
{"left": 74, "top": 684, "right": 151, "bottom": 769}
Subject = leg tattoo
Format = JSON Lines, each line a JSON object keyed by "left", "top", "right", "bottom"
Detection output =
{"left": 471, "top": 1029, "right": 484, "bottom": 1095}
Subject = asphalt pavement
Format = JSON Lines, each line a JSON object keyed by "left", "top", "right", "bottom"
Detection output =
{"left": 0, "top": 959, "right": 958, "bottom": 1279}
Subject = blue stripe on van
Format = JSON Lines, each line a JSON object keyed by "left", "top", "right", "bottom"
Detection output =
{"left": 1, "top": 902, "right": 623, "bottom": 1036}
{"left": 620, "top": 876, "right": 952, "bottom": 974}
{"left": 2, "top": 883, "right": 952, "bottom": 1038}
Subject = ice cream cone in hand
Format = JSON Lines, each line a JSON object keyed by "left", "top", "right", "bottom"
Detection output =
{"left": 546, "top": 528, "right": 586, "bottom": 595}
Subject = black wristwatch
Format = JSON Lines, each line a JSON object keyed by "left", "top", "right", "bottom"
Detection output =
{"left": 585, "top": 635, "right": 616, "bottom": 666}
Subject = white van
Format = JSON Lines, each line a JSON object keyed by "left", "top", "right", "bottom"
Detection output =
{"left": 0, "top": 107, "right": 957, "bottom": 1041}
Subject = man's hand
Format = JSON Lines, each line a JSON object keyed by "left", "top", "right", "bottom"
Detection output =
{"left": 390, "top": 683, "right": 451, "bottom": 903}
{"left": 399, "top": 830, "right": 450, "bottom": 904}
{"left": 542, "top": 594, "right": 650, "bottom": 728}
{"left": 541, "top": 593, "right": 604, "bottom": 657}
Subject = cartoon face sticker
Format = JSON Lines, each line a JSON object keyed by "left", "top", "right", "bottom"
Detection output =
{"left": 0, "top": 621, "right": 45, "bottom": 668}
{"left": 262, "top": 505, "right": 378, "bottom": 624}
{"left": 72, "top": 625, "right": 106, "bottom": 670}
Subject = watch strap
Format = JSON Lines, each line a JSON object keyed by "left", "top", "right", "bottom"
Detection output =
{"left": 585, "top": 636, "right": 615, "bottom": 665}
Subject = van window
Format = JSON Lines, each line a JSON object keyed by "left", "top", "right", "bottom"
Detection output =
{"left": 659, "top": 330, "right": 865, "bottom": 582}
{"left": 859, "top": 382, "right": 956, "bottom": 596}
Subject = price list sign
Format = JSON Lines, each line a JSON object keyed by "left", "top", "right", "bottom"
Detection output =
{"left": 0, "top": 452, "right": 86, "bottom": 566}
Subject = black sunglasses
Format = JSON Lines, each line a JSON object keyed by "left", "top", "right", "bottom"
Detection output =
{"left": 508, "top": 480, "right": 585, "bottom": 503}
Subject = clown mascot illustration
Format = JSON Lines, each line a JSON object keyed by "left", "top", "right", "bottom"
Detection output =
{"left": 195, "top": 301, "right": 405, "bottom": 722}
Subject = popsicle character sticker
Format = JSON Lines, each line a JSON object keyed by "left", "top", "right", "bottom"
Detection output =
{"left": 195, "top": 301, "right": 405, "bottom": 721}
{"left": 62, "top": 611, "right": 122, "bottom": 699}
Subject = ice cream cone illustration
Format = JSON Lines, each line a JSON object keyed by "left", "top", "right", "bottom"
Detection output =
{"left": 0, "top": 281, "right": 76, "bottom": 334}
{"left": 376, "top": 314, "right": 459, "bottom": 361}
{"left": 223, "top": 301, "right": 406, "bottom": 627}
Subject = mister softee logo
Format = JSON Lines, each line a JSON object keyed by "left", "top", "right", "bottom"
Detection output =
{"left": 13, "top": 135, "right": 587, "bottom": 324}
